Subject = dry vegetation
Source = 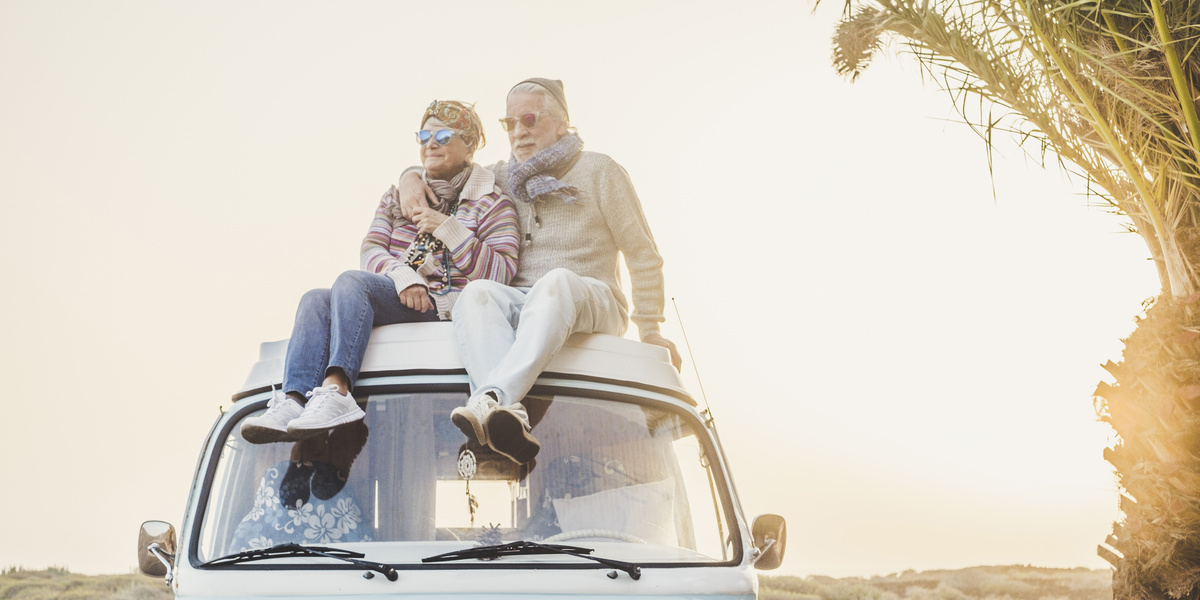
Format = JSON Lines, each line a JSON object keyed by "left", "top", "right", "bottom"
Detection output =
{"left": 1094, "top": 297, "right": 1200, "bottom": 599}
{"left": 761, "top": 566, "right": 1112, "bottom": 600}
{"left": 1, "top": 564, "right": 1106, "bottom": 599}
{"left": 0, "top": 567, "right": 171, "bottom": 600}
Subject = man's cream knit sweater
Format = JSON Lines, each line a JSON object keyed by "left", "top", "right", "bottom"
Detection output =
{"left": 488, "top": 151, "right": 665, "bottom": 339}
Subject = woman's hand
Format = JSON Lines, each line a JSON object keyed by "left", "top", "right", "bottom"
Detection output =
{"left": 399, "top": 284, "right": 434, "bottom": 312}
{"left": 398, "top": 171, "right": 436, "bottom": 220}
{"left": 411, "top": 206, "right": 450, "bottom": 235}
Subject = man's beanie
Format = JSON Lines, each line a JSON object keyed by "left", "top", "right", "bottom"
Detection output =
{"left": 512, "top": 78, "right": 569, "bottom": 121}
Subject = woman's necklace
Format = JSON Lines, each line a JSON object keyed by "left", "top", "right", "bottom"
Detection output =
{"left": 403, "top": 197, "right": 462, "bottom": 295}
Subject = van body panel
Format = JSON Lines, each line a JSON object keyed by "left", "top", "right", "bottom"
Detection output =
{"left": 172, "top": 563, "right": 757, "bottom": 598}
{"left": 159, "top": 322, "right": 764, "bottom": 599}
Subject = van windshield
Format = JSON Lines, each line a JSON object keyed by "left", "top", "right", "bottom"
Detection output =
{"left": 196, "top": 391, "right": 736, "bottom": 566}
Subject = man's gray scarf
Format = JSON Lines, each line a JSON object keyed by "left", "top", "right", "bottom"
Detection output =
{"left": 507, "top": 133, "right": 584, "bottom": 204}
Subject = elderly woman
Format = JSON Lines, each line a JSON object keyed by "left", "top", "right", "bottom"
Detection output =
{"left": 242, "top": 100, "right": 519, "bottom": 444}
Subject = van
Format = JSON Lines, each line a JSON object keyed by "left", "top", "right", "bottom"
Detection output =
{"left": 138, "top": 321, "right": 786, "bottom": 598}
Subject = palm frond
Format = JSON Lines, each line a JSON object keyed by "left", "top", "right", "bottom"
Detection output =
{"left": 832, "top": 6, "right": 891, "bottom": 81}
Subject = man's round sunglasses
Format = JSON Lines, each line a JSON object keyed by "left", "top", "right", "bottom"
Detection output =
{"left": 416, "top": 129, "right": 459, "bottom": 145}
{"left": 499, "top": 112, "right": 540, "bottom": 132}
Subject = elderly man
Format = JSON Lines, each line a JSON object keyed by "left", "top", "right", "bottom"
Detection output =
{"left": 395, "top": 78, "right": 679, "bottom": 464}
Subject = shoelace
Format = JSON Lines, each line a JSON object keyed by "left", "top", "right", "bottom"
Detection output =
{"left": 305, "top": 385, "right": 341, "bottom": 400}
{"left": 263, "top": 381, "right": 295, "bottom": 413}
{"left": 469, "top": 395, "right": 497, "bottom": 415}
{"left": 303, "top": 385, "right": 345, "bottom": 416}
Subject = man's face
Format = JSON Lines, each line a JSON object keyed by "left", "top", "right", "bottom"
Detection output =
{"left": 506, "top": 91, "right": 568, "bottom": 163}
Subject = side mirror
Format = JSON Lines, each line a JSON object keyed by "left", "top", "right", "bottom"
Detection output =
{"left": 138, "top": 520, "right": 177, "bottom": 580}
{"left": 751, "top": 513, "right": 787, "bottom": 570}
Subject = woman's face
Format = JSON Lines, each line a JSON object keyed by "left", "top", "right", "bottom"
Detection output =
{"left": 506, "top": 91, "right": 568, "bottom": 163}
{"left": 420, "top": 117, "right": 473, "bottom": 180}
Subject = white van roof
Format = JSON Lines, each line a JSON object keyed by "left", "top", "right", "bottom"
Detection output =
{"left": 236, "top": 321, "right": 691, "bottom": 403}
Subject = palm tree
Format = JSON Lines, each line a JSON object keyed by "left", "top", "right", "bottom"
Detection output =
{"left": 829, "top": 1, "right": 1200, "bottom": 598}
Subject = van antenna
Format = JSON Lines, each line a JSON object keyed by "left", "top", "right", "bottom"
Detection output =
{"left": 672, "top": 297, "right": 714, "bottom": 422}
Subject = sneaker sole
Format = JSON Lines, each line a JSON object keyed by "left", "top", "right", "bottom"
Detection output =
{"left": 287, "top": 404, "right": 367, "bottom": 435}
{"left": 241, "top": 423, "right": 299, "bottom": 444}
{"left": 486, "top": 410, "right": 540, "bottom": 464}
{"left": 451, "top": 408, "right": 488, "bottom": 446}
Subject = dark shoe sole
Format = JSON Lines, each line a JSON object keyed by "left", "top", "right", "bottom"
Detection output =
{"left": 451, "top": 409, "right": 487, "bottom": 445}
{"left": 241, "top": 424, "right": 299, "bottom": 444}
{"left": 280, "top": 461, "right": 314, "bottom": 508}
{"left": 486, "top": 410, "right": 540, "bottom": 464}
{"left": 311, "top": 462, "right": 347, "bottom": 500}
{"left": 284, "top": 426, "right": 329, "bottom": 441}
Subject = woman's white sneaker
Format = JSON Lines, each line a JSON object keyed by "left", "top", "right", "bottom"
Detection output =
{"left": 286, "top": 385, "right": 366, "bottom": 437}
{"left": 241, "top": 396, "right": 305, "bottom": 444}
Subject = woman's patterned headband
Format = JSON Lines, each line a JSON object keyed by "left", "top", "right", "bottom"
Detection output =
{"left": 422, "top": 100, "right": 485, "bottom": 151}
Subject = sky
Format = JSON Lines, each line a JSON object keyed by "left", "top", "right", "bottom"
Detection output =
{"left": 0, "top": 0, "right": 1161, "bottom": 578}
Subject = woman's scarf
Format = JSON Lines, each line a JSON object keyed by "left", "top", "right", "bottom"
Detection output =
{"left": 390, "top": 164, "right": 472, "bottom": 223}
{"left": 425, "top": 164, "right": 472, "bottom": 213}
{"left": 507, "top": 133, "right": 584, "bottom": 204}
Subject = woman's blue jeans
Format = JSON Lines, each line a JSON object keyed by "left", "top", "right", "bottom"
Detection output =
{"left": 283, "top": 270, "right": 439, "bottom": 397}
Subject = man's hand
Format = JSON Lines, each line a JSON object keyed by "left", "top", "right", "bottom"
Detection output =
{"left": 397, "top": 170, "right": 436, "bottom": 220}
{"left": 411, "top": 206, "right": 450, "bottom": 235}
{"left": 643, "top": 333, "right": 682, "bottom": 371}
{"left": 399, "top": 284, "right": 434, "bottom": 313}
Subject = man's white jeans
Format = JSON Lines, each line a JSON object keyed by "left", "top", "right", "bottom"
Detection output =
{"left": 452, "top": 268, "right": 627, "bottom": 405}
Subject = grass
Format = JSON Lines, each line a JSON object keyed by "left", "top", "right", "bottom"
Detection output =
{"left": 0, "top": 564, "right": 1109, "bottom": 600}
{"left": 760, "top": 566, "right": 1112, "bottom": 600}
{"left": 0, "top": 567, "right": 171, "bottom": 600}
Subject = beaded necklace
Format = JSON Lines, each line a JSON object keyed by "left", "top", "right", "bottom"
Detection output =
{"left": 402, "top": 196, "right": 461, "bottom": 296}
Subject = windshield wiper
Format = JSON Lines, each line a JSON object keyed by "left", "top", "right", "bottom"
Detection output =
{"left": 202, "top": 542, "right": 398, "bottom": 582}
{"left": 422, "top": 540, "right": 641, "bottom": 580}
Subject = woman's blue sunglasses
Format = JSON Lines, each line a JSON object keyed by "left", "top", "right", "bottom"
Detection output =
{"left": 416, "top": 129, "right": 458, "bottom": 145}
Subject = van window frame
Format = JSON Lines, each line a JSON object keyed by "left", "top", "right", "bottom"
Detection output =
{"left": 188, "top": 379, "right": 742, "bottom": 571}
